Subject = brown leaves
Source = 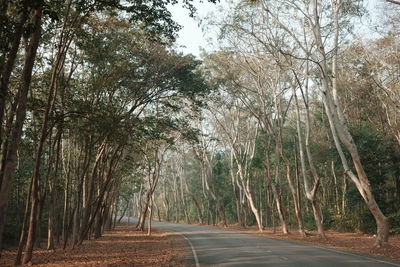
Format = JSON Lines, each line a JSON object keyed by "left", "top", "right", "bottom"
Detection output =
{"left": 1, "top": 223, "right": 187, "bottom": 267}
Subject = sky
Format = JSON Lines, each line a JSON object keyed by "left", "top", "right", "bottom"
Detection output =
{"left": 169, "top": 0, "right": 389, "bottom": 58}
{"left": 169, "top": 0, "right": 227, "bottom": 58}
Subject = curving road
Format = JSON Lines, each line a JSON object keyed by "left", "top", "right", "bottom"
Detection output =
{"left": 123, "top": 218, "right": 400, "bottom": 267}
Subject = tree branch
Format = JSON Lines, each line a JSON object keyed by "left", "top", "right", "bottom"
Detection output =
{"left": 386, "top": 0, "right": 400, "bottom": 5}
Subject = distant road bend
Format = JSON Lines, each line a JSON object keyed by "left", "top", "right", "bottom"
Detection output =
{"left": 123, "top": 218, "right": 400, "bottom": 267}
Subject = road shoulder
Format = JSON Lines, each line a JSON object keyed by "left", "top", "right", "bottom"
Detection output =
{"left": 1, "top": 223, "right": 188, "bottom": 266}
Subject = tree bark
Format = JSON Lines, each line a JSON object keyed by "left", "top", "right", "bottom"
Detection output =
{"left": 2, "top": 5, "right": 43, "bottom": 264}
{"left": 293, "top": 85, "right": 326, "bottom": 239}
{"left": 308, "top": 0, "right": 389, "bottom": 246}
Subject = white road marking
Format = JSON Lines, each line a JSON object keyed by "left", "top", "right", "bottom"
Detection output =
{"left": 182, "top": 234, "right": 200, "bottom": 267}
{"left": 315, "top": 245, "right": 400, "bottom": 266}
{"left": 123, "top": 217, "right": 400, "bottom": 266}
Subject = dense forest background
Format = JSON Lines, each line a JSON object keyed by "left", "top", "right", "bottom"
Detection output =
{"left": 0, "top": 0, "right": 399, "bottom": 265}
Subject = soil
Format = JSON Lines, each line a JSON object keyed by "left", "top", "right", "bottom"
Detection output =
{"left": 217, "top": 224, "right": 400, "bottom": 262}
{"left": 0, "top": 223, "right": 189, "bottom": 267}
{"left": 2, "top": 222, "right": 399, "bottom": 266}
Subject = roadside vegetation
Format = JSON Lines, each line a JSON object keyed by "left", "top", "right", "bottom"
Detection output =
{"left": 0, "top": 0, "right": 399, "bottom": 265}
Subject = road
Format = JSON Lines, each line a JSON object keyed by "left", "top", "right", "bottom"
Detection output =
{"left": 123, "top": 218, "right": 400, "bottom": 267}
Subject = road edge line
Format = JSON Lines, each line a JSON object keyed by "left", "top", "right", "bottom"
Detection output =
{"left": 210, "top": 224, "right": 400, "bottom": 266}
{"left": 314, "top": 245, "right": 400, "bottom": 266}
{"left": 181, "top": 234, "right": 200, "bottom": 267}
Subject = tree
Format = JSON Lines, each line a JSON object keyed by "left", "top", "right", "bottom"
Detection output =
{"left": 245, "top": 0, "right": 390, "bottom": 247}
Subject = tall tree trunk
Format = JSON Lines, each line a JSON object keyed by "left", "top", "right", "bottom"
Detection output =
{"left": 277, "top": 139, "right": 305, "bottom": 237}
{"left": 216, "top": 199, "right": 228, "bottom": 227}
{"left": 310, "top": 0, "right": 389, "bottom": 247}
{"left": 342, "top": 175, "right": 347, "bottom": 215}
{"left": 78, "top": 141, "right": 106, "bottom": 244}
{"left": 3, "top": 6, "right": 43, "bottom": 264}
{"left": 0, "top": 9, "right": 25, "bottom": 150}
{"left": 93, "top": 208, "right": 103, "bottom": 239}
{"left": 293, "top": 86, "right": 326, "bottom": 239}
{"left": 147, "top": 197, "right": 153, "bottom": 236}
{"left": 270, "top": 181, "right": 288, "bottom": 234}
{"left": 78, "top": 146, "right": 121, "bottom": 245}
{"left": 22, "top": 3, "right": 77, "bottom": 259}
{"left": 331, "top": 161, "right": 340, "bottom": 214}
{"left": 47, "top": 129, "right": 62, "bottom": 250}
{"left": 190, "top": 194, "right": 203, "bottom": 224}
{"left": 266, "top": 141, "right": 289, "bottom": 234}
{"left": 0, "top": 11, "right": 41, "bottom": 259}
{"left": 137, "top": 192, "right": 151, "bottom": 231}
{"left": 179, "top": 173, "right": 190, "bottom": 224}
{"left": 14, "top": 178, "right": 33, "bottom": 265}
{"left": 229, "top": 160, "right": 243, "bottom": 226}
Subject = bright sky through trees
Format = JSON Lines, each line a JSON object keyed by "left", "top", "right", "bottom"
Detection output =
{"left": 1, "top": 0, "right": 399, "bottom": 265}
{"left": 169, "top": 0, "right": 227, "bottom": 57}
{"left": 169, "top": 0, "right": 385, "bottom": 57}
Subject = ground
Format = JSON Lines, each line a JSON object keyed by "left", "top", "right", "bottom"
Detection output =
{"left": 0, "top": 223, "right": 188, "bottom": 267}
{"left": 1, "top": 222, "right": 399, "bottom": 266}
{"left": 217, "top": 224, "right": 400, "bottom": 262}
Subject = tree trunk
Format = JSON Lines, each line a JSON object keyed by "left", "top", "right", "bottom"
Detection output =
{"left": 93, "top": 209, "right": 103, "bottom": 239}
{"left": 78, "top": 146, "right": 121, "bottom": 245}
{"left": 11, "top": 7, "right": 44, "bottom": 265}
{"left": 0, "top": 9, "right": 43, "bottom": 259}
{"left": 342, "top": 175, "right": 347, "bottom": 215}
{"left": 310, "top": 0, "right": 389, "bottom": 246}
{"left": 191, "top": 194, "right": 203, "bottom": 224}
{"left": 78, "top": 141, "right": 107, "bottom": 244}
{"left": 47, "top": 130, "right": 61, "bottom": 250}
{"left": 270, "top": 181, "right": 288, "bottom": 234}
{"left": 14, "top": 178, "right": 34, "bottom": 265}
{"left": 137, "top": 192, "right": 151, "bottom": 231}
{"left": 0, "top": 10, "right": 25, "bottom": 150}
{"left": 270, "top": 143, "right": 289, "bottom": 234}
{"left": 147, "top": 197, "right": 153, "bottom": 236}
{"left": 278, "top": 144, "right": 305, "bottom": 237}
{"left": 217, "top": 199, "right": 228, "bottom": 227}
{"left": 293, "top": 86, "right": 326, "bottom": 239}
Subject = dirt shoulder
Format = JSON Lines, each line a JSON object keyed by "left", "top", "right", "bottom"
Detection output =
{"left": 1, "top": 223, "right": 189, "bottom": 266}
{"left": 214, "top": 224, "right": 400, "bottom": 262}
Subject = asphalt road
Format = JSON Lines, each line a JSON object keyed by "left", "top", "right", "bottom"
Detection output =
{"left": 123, "top": 218, "right": 400, "bottom": 267}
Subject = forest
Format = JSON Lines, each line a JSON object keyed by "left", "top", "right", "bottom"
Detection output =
{"left": 0, "top": 0, "right": 399, "bottom": 265}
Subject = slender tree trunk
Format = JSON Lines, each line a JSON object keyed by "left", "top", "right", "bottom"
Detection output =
{"left": 165, "top": 192, "right": 171, "bottom": 222}
{"left": 293, "top": 86, "right": 326, "bottom": 239}
{"left": 47, "top": 130, "right": 61, "bottom": 250}
{"left": 179, "top": 173, "right": 190, "bottom": 224}
{"left": 270, "top": 182, "right": 288, "bottom": 234}
{"left": 93, "top": 208, "right": 103, "bottom": 239}
{"left": 0, "top": 10, "right": 25, "bottom": 149}
{"left": 78, "top": 146, "right": 121, "bottom": 245}
{"left": 270, "top": 143, "right": 289, "bottom": 234}
{"left": 117, "top": 198, "right": 129, "bottom": 223}
{"left": 342, "top": 175, "right": 347, "bottom": 215}
{"left": 0, "top": 9, "right": 43, "bottom": 259}
{"left": 230, "top": 162, "right": 243, "bottom": 226}
{"left": 14, "top": 178, "right": 34, "bottom": 265}
{"left": 78, "top": 141, "right": 106, "bottom": 244}
{"left": 190, "top": 194, "right": 203, "bottom": 224}
{"left": 310, "top": 0, "right": 389, "bottom": 246}
{"left": 332, "top": 161, "right": 340, "bottom": 214}
{"left": 147, "top": 197, "right": 153, "bottom": 236}
{"left": 216, "top": 199, "right": 228, "bottom": 227}
{"left": 230, "top": 132, "right": 263, "bottom": 231}
{"left": 137, "top": 192, "right": 151, "bottom": 231}
{"left": 278, "top": 144, "right": 305, "bottom": 237}
{"left": 6, "top": 8, "right": 43, "bottom": 265}
{"left": 62, "top": 139, "right": 71, "bottom": 248}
